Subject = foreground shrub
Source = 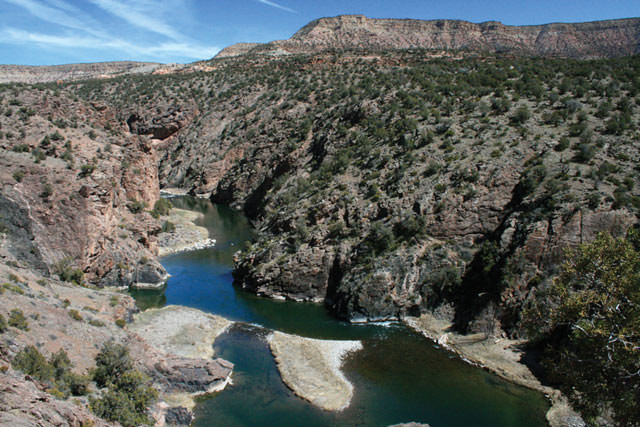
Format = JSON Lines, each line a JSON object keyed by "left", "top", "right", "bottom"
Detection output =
{"left": 90, "top": 342, "right": 157, "bottom": 427}
{"left": 13, "top": 346, "right": 88, "bottom": 398}
{"left": 524, "top": 230, "right": 640, "bottom": 425}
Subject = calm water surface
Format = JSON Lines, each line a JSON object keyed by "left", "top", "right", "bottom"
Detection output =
{"left": 131, "top": 197, "right": 549, "bottom": 427}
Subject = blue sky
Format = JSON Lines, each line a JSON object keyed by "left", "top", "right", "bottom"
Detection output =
{"left": 1, "top": 0, "right": 638, "bottom": 65}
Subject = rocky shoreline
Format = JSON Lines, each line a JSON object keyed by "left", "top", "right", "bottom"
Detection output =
{"left": 129, "top": 306, "right": 234, "bottom": 413}
{"left": 268, "top": 331, "right": 363, "bottom": 411}
{"left": 157, "top": 208, "right": 216, "bottom": 257}
{"left": 405, "top": 313, "right": 585, "bottom": 427}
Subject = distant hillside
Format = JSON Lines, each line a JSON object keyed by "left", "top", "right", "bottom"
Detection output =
{"left": 0, "top": 61, "right": 165, "bottom": 84}
{"left": 218, "top": 15, "right": 640, "bottom": 59}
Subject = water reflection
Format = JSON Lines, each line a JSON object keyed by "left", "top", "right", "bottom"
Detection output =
{"left": 131, "top": 196, "right": 549, "bottom": 427}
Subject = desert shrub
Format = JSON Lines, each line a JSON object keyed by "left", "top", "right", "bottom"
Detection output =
{"left": 510, "top": 106, "right": 531, "bottom": 125}
{"left": 40, "top": 183, "right": 53, "bottom": 199}
{"left": 8, "top": 309, "right": 29, "bottom": 330}
{"left": 90, "top": 342, "right": 157, "bottom": 427}
{"left": 13, "top": 346, "right": 54, "bottom": 381}
{"left": 161, "top": 220, "right": 175, "bottom": 233}
{"left": 524, "top": 231, "right": 640, "bottom": 425}
{"left": 92, "top": 342, "right": 132, "bottom": 385}
{"left": 0, "top": 314, "right": 7, "bottom": 333}
{"left": 151, "top": 198, "right": 172, "bottom": 218}
{"left": 554, "top": 136, "right": 570, "bottom": 152}
{"left": 573, "top": 142, "right": 597, "bottom": 163}
{"left": 515, "top": 163, "right": 546, "bottom": 199}
{"left": 13, "top": 347, "right": 88, "bottom": 398}
{"left": 12, "top": 144, "right": 30, "bottom": 153}
{"left": 423, "top": 161, "right": 442, "bottom": 177}
{"left": 68, "top": 309, "right": 83, "bottom": 321}
{"left": 127, "top": 199, "right": 146, "bottom": 214}
{"left": 79, "top": 164, "right": 96, "bottom": 178}
{"left": 54, "top": 258, "right": 84, "bottom": 285}
{"left": 366, "top": 222, "right": 395, "bottom": 255}
{"left": 12, "top": 170, "right": 24, "bottom": 182}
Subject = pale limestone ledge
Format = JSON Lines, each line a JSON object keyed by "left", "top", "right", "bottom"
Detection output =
{"left": 157, "top": 208, "right": 216, "bottom": 257}
{"left": 268, "top": 331, "right": 362, "bottom": 411}
{"left": 130, "top": 305, "right": 232, "bottom": 359}
{"left": 405, "top": 313, "right": 585, "bottom": 427}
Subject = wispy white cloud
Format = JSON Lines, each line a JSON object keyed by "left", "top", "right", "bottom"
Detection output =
{"left": 0, "top": 0, "right": 219, "bottom": 61}
{"left": 257, "top": 0, "right": 296, "bottom": 13}
{"left": 1, "top": 28, "right": 102, "bottom": 49}
{"left": 1, "top": 28, "right": 219, "bottom": 60}
{"left": 3, "top": 0, "right": 106, "bottom": 37}
{"left": 89, "top": 0, "right": 183, "bottom": 40}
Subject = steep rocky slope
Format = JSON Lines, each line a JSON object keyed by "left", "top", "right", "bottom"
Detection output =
{"left": 1, "top": 18, "right": 639, "bottom": 424}
{"left": 0, "top": 85, "right": 166, "bottom": 288}
{"left": 221, "top": 15, "right": 640, "bottom": 59}
{"left": 0, "top": 242, "right": 232, "bottom": 425}
{"left": 70, "top": 51, "right": 640, "bottom": 337}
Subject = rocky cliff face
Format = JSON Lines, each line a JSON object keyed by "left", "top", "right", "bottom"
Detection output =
{"left": 71, "top": 50, "right": 639, "bottom": 336}
{"left": 222, "top": 15, "right": 640, "bottom": 59}
{"left": 0, "top": 86, "right": 166, "bottom": 288}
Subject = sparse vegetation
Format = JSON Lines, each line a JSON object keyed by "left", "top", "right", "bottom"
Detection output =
{"left": 90, "top": 342, "right": 157, "bottom": 427}
{"left": 13, "top": 346, "right": 88, "bottom": 398}
{"left": 8, "top": 309, "right": 29, "bottom": 330}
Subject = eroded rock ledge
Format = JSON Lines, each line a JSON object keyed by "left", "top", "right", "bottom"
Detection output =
{"left": 129, "top": 305, "right": 234, "bottom": 415}
{"left": 268, "top": 331, "right": 362, "bottom": 411}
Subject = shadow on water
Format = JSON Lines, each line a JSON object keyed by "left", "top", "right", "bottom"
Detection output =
{"left": 131, "top": 196, "right": 549, "bottom": 427}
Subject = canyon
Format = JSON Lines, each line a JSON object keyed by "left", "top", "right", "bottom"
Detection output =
{"left": 0, "top": 14, "right": 639, "bottom": 426}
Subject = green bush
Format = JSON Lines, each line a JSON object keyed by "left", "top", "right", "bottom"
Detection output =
{"left": 151, "top": 198, "right": 172, "bottom": 218}
{"left": 8, "top": 309, "right": 29, "bottom": 331}
{"left": 79, "top": 164, "right": 96, "bottom": 178}
{"left": 127, "top": 200, "right": 146, "bottom": 214}
{"left": 90, "top": 342, "right": 157, "bottom": 427}
{"left": 13, "top": 346, "right": 54, "bottom": 381}
{"left": 12, "top": 170, "right": 24, "bottom": 182}
{"left": 13, "top": 347, "right": 88, "bottom": 398}
{"left": 40, "top": 183, "right": 53, "bottom": 199}
{"left": 0, "top": 314, "right": 7, "bottom": 333}
{"left": 68, "top": 309, "right": 83, "bottom": 321}
{"left": 161, "top": 220, "right": 175, "bottom": 233}
{"left": 54, "top": 258, "right": 84, "bottom": 285}
{"left": 92, "top": 342, "right": 133, "bottom": 388}
{"left": 554, "top": 136, "right": 570, "bottom": 152}
{"left": 524, "top": 231, "right": 640, "bottom": 425}
{"left": 12, "top": 144, "right": 30, "bottom": 153}
{"left": 510, "top": 106, "right": 531, "bottom": 125}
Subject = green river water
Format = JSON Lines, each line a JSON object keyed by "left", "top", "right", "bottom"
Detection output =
{"left": 131, "top": 197, "right": 549, "bottom": 427}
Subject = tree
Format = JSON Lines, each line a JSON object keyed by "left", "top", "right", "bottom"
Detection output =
{"left": 90, "top": 342, "right": 157, "bottom": 427}
{"left": 92, "top": 341, "right": 133, "bottom": 388}
{"left": 525, "top": 230, "right": 640, "bottom": 425}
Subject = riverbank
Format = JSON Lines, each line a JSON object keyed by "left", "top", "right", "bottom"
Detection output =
{"left": 129, "top": 305, "right": 234, "bottom": 411}
{"left": 405, "top": 313, "right": 584, "bottom": 427}
{"left": 268, "top": 331, "right": 363, "bottom": 411}
{"left": 157, "top": 208, "right": 216, "bottom": 257}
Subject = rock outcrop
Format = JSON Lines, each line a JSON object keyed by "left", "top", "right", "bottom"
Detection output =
{"left": 0, "top": 250, "right": 233, "bottom": 425}
{"left": 0, "top": 366, "right": 112, "bottom": 427}
{"left": 220, "top": 15, "right": 640, "bottom": 59}
{"left": 0, "top": 86, "right": 167, "bottom": 288}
